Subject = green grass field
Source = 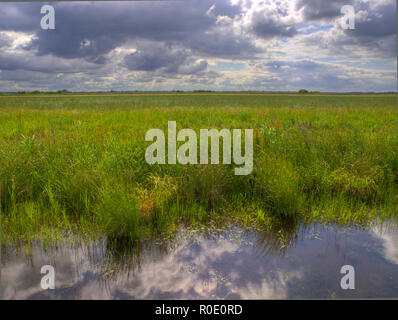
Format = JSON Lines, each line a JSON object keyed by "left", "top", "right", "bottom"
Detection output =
{"left": 1, "top": 93, "right": 397, "bottom": 245}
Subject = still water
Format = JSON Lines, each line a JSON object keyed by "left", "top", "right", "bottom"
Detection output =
{"left": 2, "top": 222, "right": 398, "bottom": 299}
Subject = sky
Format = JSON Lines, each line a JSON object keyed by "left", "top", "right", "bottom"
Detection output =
{"left": 0, "top": 0, "right": 396, "bottom": 92}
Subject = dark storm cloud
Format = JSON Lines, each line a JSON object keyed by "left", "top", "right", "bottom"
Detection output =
{"left": 0, "top": 69, "right": 57, "bottom": 82}
{"left": 0, "top": 2, "right": 40, "bottom": 31}
{"left": 251, "top": 16, "right": 297, "bottom": 39}
{"left": 186, "top": 30, "right": 261, "bottom": 59}
{"left": 9, "top": 1, "right": 255, "bottom": 63}
{"left": 125, "top": 45, "right": 188, "bottom": 72}
{"left": 296, "top": 0, "right": 353, "bottom": 21}
{"left": 0, "top": 0, "right": 279, "bottom": 63}
{"left": 0, "top": 51, "right": 98, "bottom": 73}
{"left": 124, "top": 42, "right": 208, "bottom": 75}
{"left": 350, "top": 2, "right": 396, "bottom": 39}
{"left": 297, "top": 0, "right": 396, "bottom": 41}
{"left": 299, "top": 0, "right": 397, "bottom": 59}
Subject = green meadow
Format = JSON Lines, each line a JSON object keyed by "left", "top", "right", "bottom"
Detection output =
{"left": 1, "top": 93, "right": 397, "bottom": 245}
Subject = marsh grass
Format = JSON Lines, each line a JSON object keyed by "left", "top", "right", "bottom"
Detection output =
{"left": 0, "top": 93, "right": 397, "bottom": 245}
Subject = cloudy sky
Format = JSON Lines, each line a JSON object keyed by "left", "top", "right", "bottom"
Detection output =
{"left": 0, "top": 0, "right": 396, "bottom": 92}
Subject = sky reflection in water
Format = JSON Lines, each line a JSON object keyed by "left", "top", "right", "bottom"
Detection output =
{"left": 2, "top": 223, "right": 398, "bottom": 299}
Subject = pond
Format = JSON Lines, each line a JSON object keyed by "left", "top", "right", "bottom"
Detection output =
{"left": 2, "top": 222, "right": 398, "bottom": 299}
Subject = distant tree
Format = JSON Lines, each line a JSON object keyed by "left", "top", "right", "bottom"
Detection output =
{"left": 298, "top": 89, "right": 309, "bottom": 94}
{"left": 56, "top": 89, "right": 70, "bottom": 94}
{"left": 31, "top": 90, "right": 41, "bottom": 94}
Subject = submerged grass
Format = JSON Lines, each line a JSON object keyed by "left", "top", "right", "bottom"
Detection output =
{"left": 0, "top": 93, "right": 397, "bottom": 245}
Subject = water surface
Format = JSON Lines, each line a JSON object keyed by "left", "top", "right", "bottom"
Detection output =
{"left": 2, "top": 223, "right": 398, "bottom": 299}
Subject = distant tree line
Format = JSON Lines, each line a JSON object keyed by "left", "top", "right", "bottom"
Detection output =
{"left": 2, "top": 89, "right": 71, "bottom": 95}
{"left": 298, "top": 89, "right": 320, "bottom": 94}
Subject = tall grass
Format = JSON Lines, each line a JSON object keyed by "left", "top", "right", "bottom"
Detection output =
{"left": 0, "top": 94, "right": 397, "bottom": 244}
